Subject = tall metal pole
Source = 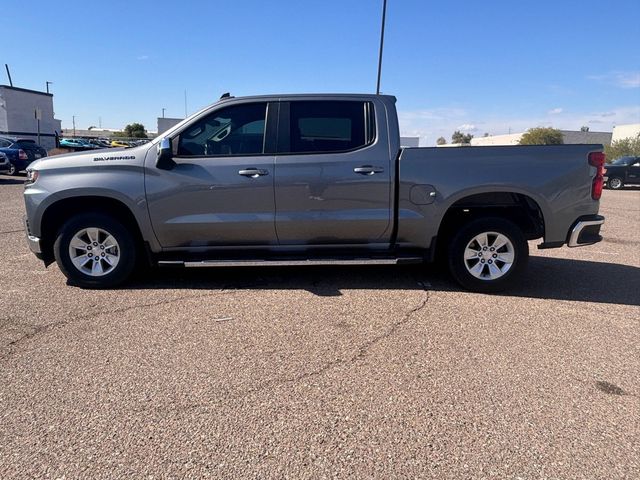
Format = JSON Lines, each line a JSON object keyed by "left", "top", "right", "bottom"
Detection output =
{"left": 184, "top": 90, "right": 188, "bottom": 118}
{"left": 162, "top": 108, "right": 166, "bottom": 118}
{"left": 376, "top": 0, "right": 388, "bottom": 95}
{"left": 46, "top": 81, "right": 52, "bottom": 94}
{"left": 72, "top": 116, "right": 76, "bottom": 137}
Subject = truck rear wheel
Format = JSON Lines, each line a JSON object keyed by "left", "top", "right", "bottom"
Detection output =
{"left": 448, "top": 217, "right": 528, "bottom": 293}
{"left": 53, "top": 213, "right": 136, "bottom": 288}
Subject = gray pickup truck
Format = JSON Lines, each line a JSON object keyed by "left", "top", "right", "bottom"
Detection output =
{"left": 23, "top": 93, "right": 606, "bottom": 292}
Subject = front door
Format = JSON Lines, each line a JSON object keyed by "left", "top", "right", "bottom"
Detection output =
{"left": 273, "top": 100, "right": 392, "bottom": 245}
{"left": 145, "top": 102, "right": 278, "bottom": 248}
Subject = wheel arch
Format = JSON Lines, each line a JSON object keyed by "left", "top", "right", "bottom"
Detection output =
{"left": 39, "top": 195, "right": 146, "bottom": 265}
{"left": 435, "top": 191, "right": 546, "bottom": 256}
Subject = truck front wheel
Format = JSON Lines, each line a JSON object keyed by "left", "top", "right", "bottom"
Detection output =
{"left": 53, "top": 213, "right": 137, "bottom": 288}
{"left": 447, "top": 217, "right": 528, "bottom": 293}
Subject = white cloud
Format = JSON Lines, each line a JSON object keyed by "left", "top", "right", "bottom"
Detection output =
{"left": 548, "top": 107, "right": 563, "bottom": 114}
{"left": 588, "top": 71, "right": 640, "bottom": 89}
{"left": 457, "top": 124, "right": 477, "bottom": 132}
{"left": 398, "top": 105, "right": 640, "bottom": 146}
{"left": 136, "top": 55, "right": 150, "bottom": 61}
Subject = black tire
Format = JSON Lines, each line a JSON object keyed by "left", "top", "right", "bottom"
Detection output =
{"left": 53, "top": 213, "right": 137, "bottom": 288}
{"left": 447, "top": 217, "right": 528, "bottom": 293}
{"left": 7, "top": 162, "right": 18, "bottom": 176}
{"left": 607, "top": 177, "right": 624, "bottom": 190}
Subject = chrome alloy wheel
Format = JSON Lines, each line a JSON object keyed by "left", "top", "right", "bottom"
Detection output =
{"left": 463, "top": 231, "right": 515, "bottom": 281}
{"left": 68, "top": 227, "right": 121, "bottom": 277}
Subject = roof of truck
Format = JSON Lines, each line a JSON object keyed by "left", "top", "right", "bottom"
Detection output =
{"left": 216, "top": 93, "right": 397, "bottom": 103}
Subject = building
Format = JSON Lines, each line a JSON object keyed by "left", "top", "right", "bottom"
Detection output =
{"left": 0, "top": 85, "right": 62, "bottom": 150}
{"left": 612, "top": 123, "right": 640, "bottom": 143}
{"left": 400, "top": 136, "right": 420, "bottom": 147}
{"left": 158, "top": 117, "right": 184, "bottom": 135}
{"left": 471, "top": 130, "right": 612, "bottom": 147}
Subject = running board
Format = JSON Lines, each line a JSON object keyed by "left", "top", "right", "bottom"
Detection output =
{"left": 158, "top": 257, "right": 423, "bottom": 268}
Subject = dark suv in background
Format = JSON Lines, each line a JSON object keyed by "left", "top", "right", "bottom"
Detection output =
{"left": 605, "top": 156, "right": 640, "bottom": 190}
{"left": 0, "top": 137, "right": 48, "bottom": 175}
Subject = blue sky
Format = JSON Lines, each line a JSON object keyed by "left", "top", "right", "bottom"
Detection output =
{"left": 2, "top": 0, "right": 639, "bottom": 145}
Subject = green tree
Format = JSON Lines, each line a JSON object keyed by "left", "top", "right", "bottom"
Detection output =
{"left": 604, "top": 134, "right": 640, "bottom": 163}
{"left": 519, "top": 127, "right": 564, "bottom": 145}
{"left": 436, "top": 136, "right": 447, "bottom": 145}
{"left": 451, "top": 130, "right": 473, "bottom": 144}
{"left": 113, "top": 123, "right": 148, "bottom": 138}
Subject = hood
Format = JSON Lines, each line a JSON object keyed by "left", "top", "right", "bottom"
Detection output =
{"left": 29, "top": 147, "right": 143, "bottom": 171}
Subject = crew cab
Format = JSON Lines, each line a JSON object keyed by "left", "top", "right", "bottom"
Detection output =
{"left": 23, "top": 94, "right": 605, "bottom": 292}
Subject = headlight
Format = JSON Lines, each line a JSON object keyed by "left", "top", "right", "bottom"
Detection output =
{"left": 25, "top": 169, "right": 39, "bottom": 185}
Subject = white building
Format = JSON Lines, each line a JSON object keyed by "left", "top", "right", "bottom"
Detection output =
{"left": 158, "top": 117, "right": 184, "bottom": 135}
{"left": 612, "top": 124, "right": 640, "bottom": 142}
{"left": 471, "top": 129, "right": 612, "bottom": 146}
{"left": 0, "top": 85, "right": 62, "bottom": 150}
{"left": 400, "top": 136, "right": 420, "bottom": 147}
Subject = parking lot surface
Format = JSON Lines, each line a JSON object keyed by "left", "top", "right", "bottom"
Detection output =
{"left": 1, "top": 174, "right": 638, "bottom": 478}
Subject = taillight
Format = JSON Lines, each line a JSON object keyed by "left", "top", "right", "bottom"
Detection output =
{"left": 589, "top": 151, "right": 606, "bottom": 200}
{"left": 18, "top": 149, "right": 28, "bottom": 160}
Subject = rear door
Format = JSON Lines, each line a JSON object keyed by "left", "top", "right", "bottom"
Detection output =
{"left": 145, "top": 101, "right": 278, "bottom": 248}
{"left": 273, "top": 99, "right": 392, "bottom": 245}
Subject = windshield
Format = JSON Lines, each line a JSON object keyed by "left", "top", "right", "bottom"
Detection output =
{"left": 611, "top": 156, "right": 634, "bottom": 166}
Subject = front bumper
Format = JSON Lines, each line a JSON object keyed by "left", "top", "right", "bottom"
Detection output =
{"left": 567, "top": 215, "right": 605, "bottom": 247}
{"left": 23, "top": 215, "right": 42, "bottom": 255}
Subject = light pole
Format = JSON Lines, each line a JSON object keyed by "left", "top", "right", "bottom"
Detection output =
{"left": 72, "top": 115, "right": 76, "bottom": 137}
{"left": 162, "top": 108, "right": 166, "bottom": 118}
{"left": 376, "top": 0, "right": 388, "bottom": 95}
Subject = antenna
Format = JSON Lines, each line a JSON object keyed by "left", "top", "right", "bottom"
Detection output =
{"left": 376, "top": 0, "right": 388, "bottom": 95}
{"left": 5, "top": 64, "right": 13, "bottom": 87}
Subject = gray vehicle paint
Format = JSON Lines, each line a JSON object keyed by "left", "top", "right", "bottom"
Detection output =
{"left": 23, "top": 93, "right": 603, "bottom": 264}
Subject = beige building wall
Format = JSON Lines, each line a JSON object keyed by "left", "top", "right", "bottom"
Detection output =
{"left": 612, "top": 124, "right": 640, "bottom": 142}
{"left": 471, "top": 130, "right": 612, "bottom": 146}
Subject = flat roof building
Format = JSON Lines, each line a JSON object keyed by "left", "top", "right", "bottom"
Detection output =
{"left": 0, "top": 85, "right": 61, "bottom": 150}
{"left": 471, "top": 130, "right": 612, "bottom": 146}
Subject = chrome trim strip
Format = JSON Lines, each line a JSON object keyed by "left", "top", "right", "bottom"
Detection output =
{"left": 159, "top": 258, "right": 423, "bottom": 268}
{"left": 567, "top": 219, "right": 604, "bottom": 247}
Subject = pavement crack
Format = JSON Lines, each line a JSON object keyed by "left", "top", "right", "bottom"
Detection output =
{"left": 249, "top": 281, "right": 430, "bottom": 394}
{"left": 0, "top": 229, "right": 23, "bottom": 235}
{"left": 0, "top": 290, "right": 231, "bottom": 360}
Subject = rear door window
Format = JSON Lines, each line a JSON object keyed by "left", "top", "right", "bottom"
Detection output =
{"left": 284, "top": 101, "right": 374, "bottom": 154}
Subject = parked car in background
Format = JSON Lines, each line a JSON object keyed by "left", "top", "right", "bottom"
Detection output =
{"left": 110, "top": 140, "right": 130, "bottom": 148}
{"left": 604, "top": 156, "right": 640, "bottom": 189}
{"left": 88, "top": 139, "right": 112, "bottom": 148}
{"left": 0, "top": 152, "right": 10, "bottom": 174}
{"left": 60, "top": 138, "right": 93, "bottom": 150}
{"left": 0, "top": 136, "right": 47, "bottom": 175}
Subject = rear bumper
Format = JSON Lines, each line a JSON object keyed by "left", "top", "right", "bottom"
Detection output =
{"left": 567, "top": 215, "right": 605, "bottom": 247}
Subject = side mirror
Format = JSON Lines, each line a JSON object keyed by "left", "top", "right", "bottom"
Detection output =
{"left": 156, "top": 137, "right": 176, "bottom": 170}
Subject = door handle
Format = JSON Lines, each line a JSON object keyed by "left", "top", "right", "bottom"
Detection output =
{"left": 238, "top": 168, "right": 269, "bottom": 178}
{"left": 354, "top": 165, "right": 384, "bottom": 175}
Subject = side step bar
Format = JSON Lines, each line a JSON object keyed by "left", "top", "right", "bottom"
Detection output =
{"left": 158, "top": 257, "right": 424, "bottom": 268}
